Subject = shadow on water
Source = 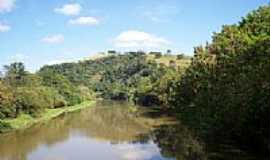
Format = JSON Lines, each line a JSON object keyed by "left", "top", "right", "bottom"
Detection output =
{"left": 141, "top": 107, "right": 270, "bottom": 160}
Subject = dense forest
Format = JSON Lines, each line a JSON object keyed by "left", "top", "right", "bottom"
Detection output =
{"left": 0, "top": 4, "right": 269, "bottom": 154}
{"left": 39, "top": 52, "right": 189, "bottom": 106}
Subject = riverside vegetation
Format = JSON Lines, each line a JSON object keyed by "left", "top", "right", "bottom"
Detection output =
{"left": 0, "top": 4, "right": 269, "bottom": 158}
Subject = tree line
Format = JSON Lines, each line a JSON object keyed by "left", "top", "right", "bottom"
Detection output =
{"left": 0, "top": 51, "right": 186, "bottom": 121}
{"left": 0, "top": 62, "right": 93, "bottom": 121}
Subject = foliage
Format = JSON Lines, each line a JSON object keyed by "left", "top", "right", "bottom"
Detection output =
{"left": 0, "top": 81, "right": 16, "bottom": 118}
{"left": 38, "top": 52, "right": 189, "bottom": 107}
{"left": 3, "top": 62, "right": 28, "bottom": 87}
{"left": 38, "top": 69, "right": 83, "bottom": 106}
{"left": 0, "top": 62, "right": 92, "bottom": 119}
{"left": 14, "top": 87, "right": 52, "bottom": 117}
{"left": 0, "top": 121, "right": 11, "bottom": 133}
{"left": 169, "top": 5, "right": 270, "bottom": 150}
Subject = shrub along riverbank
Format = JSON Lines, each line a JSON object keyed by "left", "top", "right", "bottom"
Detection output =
{"left": 0, "top": 101, "right": 95, "bottom": 133}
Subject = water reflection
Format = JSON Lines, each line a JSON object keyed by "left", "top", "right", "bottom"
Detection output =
{"left": 151, "top": 124, "right": 206, "bottom": 160}
{"left": 2, "top": 101, "right": 261, "bottom": 160}
{"left": 0, "top": 101, "right": 178, "bottom": 160}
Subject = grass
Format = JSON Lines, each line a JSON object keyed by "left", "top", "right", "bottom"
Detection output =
{"left": 0, "top": 101, "right": 95, "bottom": 133}
{"left": 146, "top": 54, "right": 191, "bottom": 68}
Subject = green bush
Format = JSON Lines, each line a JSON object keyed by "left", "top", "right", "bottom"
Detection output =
{"left": 37, "top": 87, "right": 67, "bottom": 108}
{"left": 0, "top": 121, "right": 11, "bottom": 133}
{"left": 0, "top": 81, "right": 16, "bottom": 119}
{"left": 14, "top": 87, "right": 46, "bottom": 117}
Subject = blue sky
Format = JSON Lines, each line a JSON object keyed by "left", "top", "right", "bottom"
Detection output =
{"left": 0, "top": 0, "right": 268, "bottom": 71}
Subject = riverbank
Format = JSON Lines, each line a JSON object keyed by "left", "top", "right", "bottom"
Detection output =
{"left": 0, "top": 101, "right": 96, "bottom": 133}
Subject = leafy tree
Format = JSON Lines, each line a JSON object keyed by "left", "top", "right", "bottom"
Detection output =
{"left": 166, "top": 49, "right": 172, "bottom": 55}
{"left": 0, "top": 81, "right": 16, "bottom": 118}
{"left": 4, "top": 62, "right": 28, "bottom": 87}
{"left": 38, "top": 69, "right": 82, "bottom": 106}
{"left": 169, "top": 4, "right": 270, "bottom": 150}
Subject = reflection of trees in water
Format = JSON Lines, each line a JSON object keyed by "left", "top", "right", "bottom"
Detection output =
{"left": 70, "top": 106, "right": 154, "bottom": 142}
{"left": 135, "top": 107, "right": 207, "bottom": 160}
{"left": 149, "top": 124, "right": 207, "bottom": 160}
{"left": 0, "top": 102, "right": 169, "bottom": 160}
{"left": 0, "top": 115, "right": 71, "bottom": 160}
{"left": 1, "top": 101, "right": 249, "bottom": 160}
{"left": 149, "top": 122, "right": 269, "bottom": 160}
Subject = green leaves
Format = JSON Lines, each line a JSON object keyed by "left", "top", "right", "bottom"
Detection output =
{"left": 168, "top": 4, "right": 270, "bottom": 150}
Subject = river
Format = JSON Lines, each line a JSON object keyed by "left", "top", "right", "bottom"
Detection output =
{"left": 0, "top": 101, "right": 267, "bottom": 160}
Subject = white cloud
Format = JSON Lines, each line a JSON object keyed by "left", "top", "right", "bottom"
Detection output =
{"left": 113, "top": 142, "right": 162, "bottom": 160}
{"left": 114, "top": 30, "right": 170, "bottom": 48}
{"left": 54, "top": 3, "right": 81, "bottom": 16}
{"left": 0, "top": 0, "right": 15, "bottom": 13}
{"left": 69, "top": 16, "right": 99, "bottom": 25}
{"left": 0, "top": 22, "right": 10, "bottom": 32}
{"left": 41, "top": 34, "right": 64, "bottom": 44}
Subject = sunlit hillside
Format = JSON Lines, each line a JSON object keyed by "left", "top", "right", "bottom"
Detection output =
{"left": 146, "top": 54, "right": 191, "bottom": 68}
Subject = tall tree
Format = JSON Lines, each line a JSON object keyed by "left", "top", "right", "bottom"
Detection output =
{"left": 4, "top": 62, "right": 28, "bottom": 87}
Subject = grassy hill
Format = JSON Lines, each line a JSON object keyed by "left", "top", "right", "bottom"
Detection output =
{"left": 146, "top": 54, "right": 191, "bottom": 69}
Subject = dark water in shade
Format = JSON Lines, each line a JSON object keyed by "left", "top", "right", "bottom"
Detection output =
{"left": 0, "top": 101, "right": 267, "bottom": 160}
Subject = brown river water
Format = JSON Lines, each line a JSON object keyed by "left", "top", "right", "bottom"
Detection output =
{"left": 0, "top": 101, "right": 267, "bottom": 160}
